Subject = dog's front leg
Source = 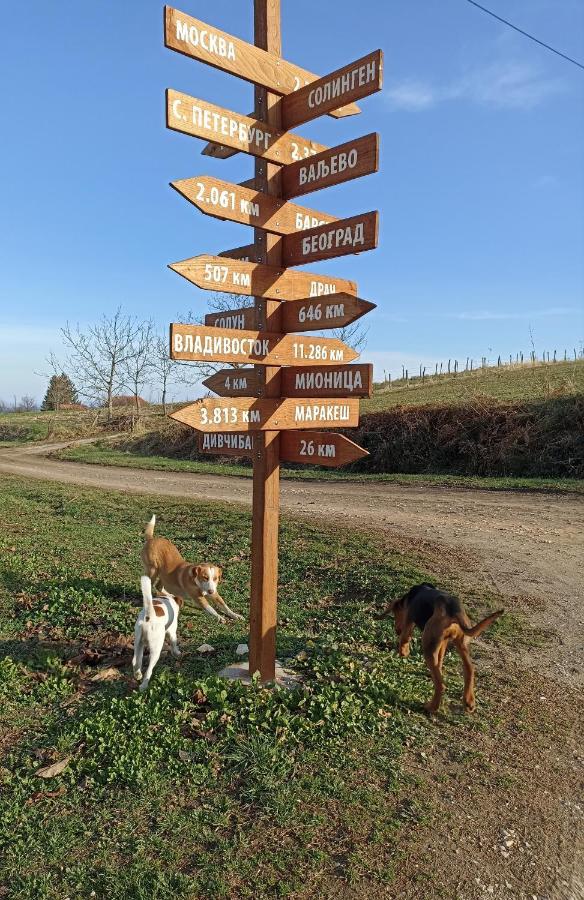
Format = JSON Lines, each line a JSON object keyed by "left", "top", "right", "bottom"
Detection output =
{"left": 398, "top": 622, "right": 414, "bottom": 658}
{"left": 196, "top": 597, "right": 226, "bottom": 624}
{"left": 212, "top": 593, "right": 244, "bottom": 621}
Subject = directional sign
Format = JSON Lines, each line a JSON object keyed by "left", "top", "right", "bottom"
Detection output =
{"left": 171, "top": 397, "right": 360, "bottom": 432}
{"left": 282, "top": 50, "right": 383, "bottom": 131}
{"left": 164, "top": 7, "right": 360, "bottom": 119}
{"left": 198, "top": 431, "right": 369, "bottom": 468}
{"left": 203, "top": 364, "right": 372, "bottom": 399}
{"left": 205, "top": 307, "right": 257, "bottom": 330}
{"left": 281, "top": 133, "right": 379, "bottom": 200}
{"left": 280, "top": 431, "right": 369, "bottom": 467}
{"left": 166, "top": 90, "right": 326, "bottom": 164}
{"left": 282, "top": 212, "right": 378, "bottom": 267}
{"left": 218, "top": 244, "right": 258, "bottom": 263}
{"left": 203, "top": 368, "right": 262, "bottom": 397}
{"left": 280, "top": 294, "right": 375, "bottom": 333}
{"left": 168, "top": 254, "right": 357, "bottom": 299}
{"left": 171, "top": 176, "right": 337, "bottom": 235}
{"left": 170, "top": 324, "right": 359, "bottom": 366}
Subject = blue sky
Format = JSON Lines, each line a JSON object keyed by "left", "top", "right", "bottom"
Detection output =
{"left": 0, "top": 0, "right": 583, "bottom": 403}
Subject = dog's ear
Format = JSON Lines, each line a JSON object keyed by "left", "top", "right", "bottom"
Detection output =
{"left": 193, "top": 565, "right": 203, "bottom": 580}
{"left": 216, "top": 566, "right": 223, "bottom": 583}
{"left": 374, "top": 597, "right": 401, "bottom": 619}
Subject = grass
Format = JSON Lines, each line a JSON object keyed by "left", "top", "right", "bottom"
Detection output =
{"left": 0, "top": 474, "right": 508, "bottom": 899}
{"left": 364, "top": 359, "right": 584, "bottom": 412}
{"left": 53, "top": 443, "right": 584, "bottom": 494}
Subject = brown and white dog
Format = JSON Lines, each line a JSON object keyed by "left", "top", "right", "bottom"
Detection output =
{"left": 377, "top": 583, "right": 503, "bottom": 714}
{"left": 141, "top": 516, "right": 243, "bottom": 624}
{"left": 133, "top": 576, "right": 182, "bottom": 691}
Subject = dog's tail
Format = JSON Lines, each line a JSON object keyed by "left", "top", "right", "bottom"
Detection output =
{"left": 140, "top": 575, "right": 155, "bottom": 623}
{"left": 455, "top": 609, "right": 504, "bottom": 638}
{"left": 144, "top": 515, "right": 156, "bottom": 541}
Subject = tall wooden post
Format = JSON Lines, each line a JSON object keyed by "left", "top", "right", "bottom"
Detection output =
{"left": 249, "top": 0, "right": 282, "bottom": 681}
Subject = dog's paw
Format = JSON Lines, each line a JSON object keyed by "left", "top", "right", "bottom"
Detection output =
{"left": 231, "top": 612, "right": 244, "bottom": 621}
{"left": 218, "top": 616, "right": 227, "bottom": 625}
{"left": 171, "top": 647, "right": 181, "bottom": 659}
{"left": 424, "top": 701, "right": 440, "bottom": 716}
{"left": 133, "top": 669, "right": 142, "bottom": 681}
{"left": 138, "top": 680, "right": 149, "bottom": 692}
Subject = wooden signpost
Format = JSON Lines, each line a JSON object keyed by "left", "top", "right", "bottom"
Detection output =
{"left": 166, "top": 90, "right": 327, "bottom": 164}
{"left": 170, "top": 323, "right": 359, "bottom": 366}
{"left": 203, "top": 364, "right": 373, "bottom": 398}
{"left": 171, "top": 176, "right": 337, "bottom": 235}
{"left": 198, "top": 431, "right": 369, "bottom": 468}
{"left": 281, "top": 133, "right": 380, "bottom": 199}
{"left": 168, "top": 254, "right": 357, "bottom": 299}
{"left": 164, "top": 0, "right": 381, "bottom": 682}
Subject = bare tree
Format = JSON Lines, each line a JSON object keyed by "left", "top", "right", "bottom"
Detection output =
{"left": 61, "top": 308, "right": 139, "bottom": 420}
{"left": 175, "top": 293, "right": 251, "bottom": 387}
{"left": 122, "top": 320, "right": 155, "bottom": 416}
{"left": 326, "top": 321, "right": 369, "bottom": 355}
{"left": 152, "top": 334, "right": 180, "bottom": 415}
{"left": 19, "top": 395, "right": 37, "bottom": 412}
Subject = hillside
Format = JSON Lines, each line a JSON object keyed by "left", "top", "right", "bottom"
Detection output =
{"left": 364, "top": 359, "right": 584, "bottom": 412}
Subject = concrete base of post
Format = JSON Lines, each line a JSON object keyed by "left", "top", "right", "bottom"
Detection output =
{"left": 218, "top": 659, "right": 302, "bottom": 690}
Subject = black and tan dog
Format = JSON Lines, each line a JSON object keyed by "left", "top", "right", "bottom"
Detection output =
{"left": 377, "top": 583, "right": 503, "bottom": 714}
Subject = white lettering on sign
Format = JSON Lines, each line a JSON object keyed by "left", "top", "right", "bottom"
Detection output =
{"left": 202, "top": 433, "right": 253, "bottom": 451}
{"left": 199, "top": 406, "right": 262, "bottom": 426}
{"left": 294, "top": 404, "right": 351, "bottom": 423}
{"left": 211, "top": 313, "right": 246, "bottom": 330}
{"left": 201, "top": 263, "right": 251, "bottom": 289}
{"left": 173, "top": 333, "right": 270, "bottom": 358}
{"left": 176, "top": 104, "right": 272, "bottom": 150}
{"left": 301, "top": 223, "right": 366, "bottom": 257}
{"left": 307, "top": 60, "right": 378, "bottom": 109}
{"left": 309, "top": 281, "right": 337, "bottom": 297}
{"left": 223, "top": 375, "right": 248, "bottom": 390}
{"left": 295, "top": 212, "right": 327, "bottom": 231}
{"left": 294, "top": 370, "right": 363, "bottom": 392}
{"left": 292, "top": 342, "right": 344, "bottom": 362}
{"left": 299, "top": 439, "right": 336, "bottom": 459}
{"left": 298, "top": 148, "right": 358, "bottom": 186}
{"left": 175, "top": 19, "right": 237, "bottom": 61}
{"left": 297, "top": 301, "right": 346, "bottom": 323}
{"left": 291, "top": 141, "right": 318, "bottom": 162}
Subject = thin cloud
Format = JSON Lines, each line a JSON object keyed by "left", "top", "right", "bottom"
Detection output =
{"left": 386, "top": 60, "right": 564, "bottom": 111}
{"left": 447, "top": 307, "right": 579, "bottom": 321}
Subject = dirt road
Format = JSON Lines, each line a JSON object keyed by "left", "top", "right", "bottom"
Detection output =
{"left": 1, "top": 440, "right": 582, "bottom": 686}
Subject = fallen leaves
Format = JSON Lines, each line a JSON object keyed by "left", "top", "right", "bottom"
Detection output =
{"left": 36, "top": 756, "right": 72, "bottom": 779}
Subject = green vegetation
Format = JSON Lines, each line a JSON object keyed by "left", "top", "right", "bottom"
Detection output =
{"left": 53, "top": 442, "right": 584, "bottom": 494}
{"left": 365, "top": 359, "right": 584, "bottom": 412}
{"left": 0, "top": 474, "right": 504, "bottom": 899}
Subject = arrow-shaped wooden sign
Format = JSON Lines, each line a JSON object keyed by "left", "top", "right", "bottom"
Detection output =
{"left": 171, "top": 397, "right": 360, "bottom": 432}
{"left": 198, "top": 431, "right": 369, "bottom": 467}
{"left": 280, "top": 294, "right": 375, "bottom": 332}
{"left": 166, "top": 90, "right": 326, "bottom": 164}
{"left": 169, "top": 254, "right": 357, "bottom": 299}
{"left": 282, "top": 212, "right": 379, "bottom": 266}
{"left": 171, "top": 176, "right": 337, "bottom": 235}
{"left": 170, "top": 324, "right": 359, "bottom": 366}
{"left": 164, "top": 7, "right": 360, "bottom": 120}
{"left": 281, "top": 133, "right": 380, "bottom": 200}
{"left": 203, "top": 364, "right": 372, "bottom": 398}
{"left": 282, "top": 50, "right": 383, "bottom": 130}
{"left": 203, "top": 294, "right": 375, "bottom": 333}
